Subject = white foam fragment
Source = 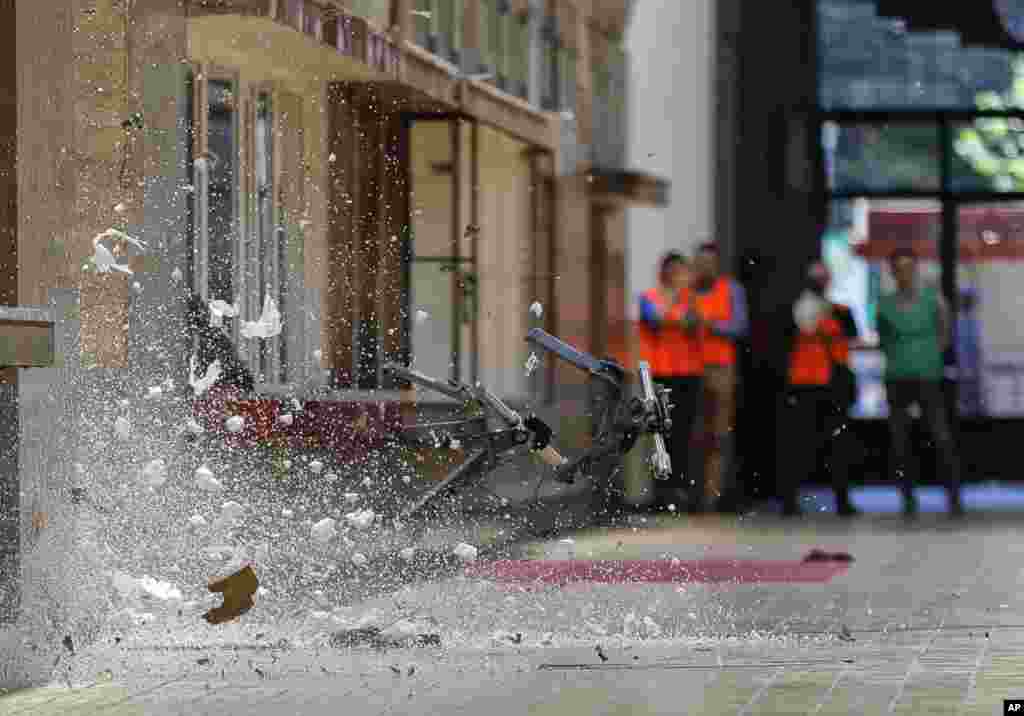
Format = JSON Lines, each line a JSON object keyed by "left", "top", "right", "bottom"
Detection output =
{"left": 147, "top": 386, "right": 163, "bottom": 399}
{"left": 278, "top": 413, "right": 294, "bottom": 426}
{"left": 240, "top": 293, "right": 283, "bottom": 339}
{"left": 642, "top": 616, "right": 663, "bottom": 637}
{"left": 345, "top": 509, "right": 376, "bottom": 530}
{"left": 281, "top": 508, "right": 294, "bottom": 518}
{"left": 529, "top": 301, "right": 543, "bottom": 318}
{"left": 188, "top": 514, "right": 207, "bottom": 529}
{"left": 138, "top": 459, "right": 168, "bottom": 488}
{"left": 343, "top": 492, "right": 360, "bottom": 505}
{"left": 399, "top": 547, "right": 416, "bottom": 561}
{"left": 402, "top": 475, "right": 412, "bottom": 485}
{"left": 114, "top": 416, "right": 131, "bottom": 440}
{"left": 351, "top": 553, "right": 368, "bottom": 567}
{"left": 220, "top": 501, "right": 245, "bottom": 522}
{"left": 225, "top": 415, "right": 245, "bottom": 433}
{"left": 453, "top": 542, "right": 478, "bottom": 562}
{"left": 171, "top": 267, "right": 183, "bottom": 282}
{"left": 195, "top": 465, "right": 223, "bottom": 492}
{"left": 183, "top": 418, "right": 205, "bottom": 436}
{"left": 189, "top": 355, "right": 221, "bottom": 397}
{"left": 91, "top": 228, "right": 146, "bottom": 274}
{"left": 311, "top": 518, "right": 337, "bottom": 543}
{"left": 525, "top": 352, "right": 540, "bottom": 376}
{"left": 414, "top": 309, "right": 430, "bottom": 324}
{"left": 283, "top": 460, "right": 292, "bottom": 469}
{"left": 309, "top": 460, "right": 324, "bottom": 474}
{"left": 325, "top": 472, "right": 339, "bottom": 483}
{"left": 313, "top": 349, "right": 323, "bottom": 361}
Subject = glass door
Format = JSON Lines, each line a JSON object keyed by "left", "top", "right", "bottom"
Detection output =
{"left": 953, "top": 201, "right": 1024, "bottom": 417}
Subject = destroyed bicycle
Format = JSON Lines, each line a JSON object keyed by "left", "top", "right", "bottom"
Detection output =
{"left": 385, "top": 328, "right": 677, "bottom": 524}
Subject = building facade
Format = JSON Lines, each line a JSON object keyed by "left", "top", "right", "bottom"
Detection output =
{"left": 0, "top": 0, "right": 667, "bottom": 618}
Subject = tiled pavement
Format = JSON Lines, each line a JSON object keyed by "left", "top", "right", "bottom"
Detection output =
{"left": 4, "top": 511, "right": 1024, "bottom": 714}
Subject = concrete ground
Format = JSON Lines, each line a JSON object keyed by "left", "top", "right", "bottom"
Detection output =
{"left": 3, "top": 508, "right": 1024, "bottom": 715}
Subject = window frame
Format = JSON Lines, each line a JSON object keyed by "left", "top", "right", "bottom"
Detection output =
{"left": 189, "top": 68, "right": 295, "bottom": 391}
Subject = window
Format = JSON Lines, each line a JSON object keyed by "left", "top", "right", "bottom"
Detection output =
{"left": 413, "top": 0, "right": 462, "bottom": 64}
{"left": 508, "top": 12, "right": 529, "bottom": 99}
{"left": 540, "top": 14, "right": 560, "bottom": 110}
{"left": 190, "top": 72, "right": 293, "bottom": 388}
{"left": 205, "top": 78, "right": 237, "bottom": 304}
{"left": 817, "top": 0, "right": 1024, "bottom": 419}
{"left": 254, "top": 91, "right": 286, "bottom": 384}
{"left": 559, "top": 46, "right": 576, "bottom": 113}
{"left": 479, "top": 0, "right": 496, "bottom": 71}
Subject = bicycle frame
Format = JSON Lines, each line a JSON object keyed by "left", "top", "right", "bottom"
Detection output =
{"left": 385, "top": 329, "right": 676, "bottom": 520}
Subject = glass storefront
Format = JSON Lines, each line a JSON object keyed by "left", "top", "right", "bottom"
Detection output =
{"left": 819, "top": 0, "right": 1024, "bottom": 419}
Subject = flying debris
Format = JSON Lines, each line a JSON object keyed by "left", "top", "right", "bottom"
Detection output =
{"left": 399, "top": 547, "right": 416, "bottom": 561}
{"left": 278, "top": 413, "right": 294, "bottom": 426}
{"left": 529, "top": 301, "right": 543, "bottom": 319}
{"left": 309, "top": 460, "right": 324, "bottom": 475}
{"left": 351, "top": 553, "right": 368, "bottom": 567}
{"left": 203, "top": 565, "right": 258, "bottom": 625}
{"left": 182, "top": 418, "right": 205, "bottom": 437}
{"left": 345, "top": 510, "right": 376, "bottom": 530}
{"left": 225, "top": 415, "right": 245, "bottom": 434}
{"left": 311, "top": 518, "right": 338, "bottom": 543}
{"left": 195, "top": 465, "right": 224, "bottom": 492}
{"left": 208, "top": 298, "right": 240, "bottom": 328}
{"left": 171, "top": 267, "right": 184, "bottom": 282}
{"left": 91, "top": 228, "right": 147, "bottom": 274}
{"left": 220, "top": 501, "right": 246, "bottom": 523}
{"left": 188, "top": 514, "right": 208, "bottom": 529}
{"left": 414, "top": 309, "right": 430, "bottom": 325}
{"left": 524, "top": 352, "right": 540, "bottom": 376}
{"left": 189, "top": 355, "right": 222, "bottom": 396}
{"left": 240, "top": 294, "right": 283, "bottom": 339}
{"left": 453, "top": 542, "right": 478, "bottom": 562}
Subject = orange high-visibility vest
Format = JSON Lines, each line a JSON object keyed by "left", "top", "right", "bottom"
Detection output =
{"left": 638, "top": 288, "right": 702, "bottom": 377}
{"left": 695, "top": 277, "right": 736, "bottom": 367}
{"left": 788, "top": 308, "right": 851, "bottom": 386}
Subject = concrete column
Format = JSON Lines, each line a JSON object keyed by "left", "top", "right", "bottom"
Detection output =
{"left": 125, "top": 1, "right": 192, "bottom": 390}
{"left": 625, "top": 0, "right": 714, "bottom": 310}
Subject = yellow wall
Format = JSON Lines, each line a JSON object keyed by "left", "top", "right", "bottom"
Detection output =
{"left": 476, "top": 123, "right": 532, "bottom": 399}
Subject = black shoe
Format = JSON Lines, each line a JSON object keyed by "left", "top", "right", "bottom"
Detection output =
{"left": 902, "top": 496, "right": 919, "bottom": 520}
{"left": 949, "top": 495, "right": 965, "bottom": 519}
{"left": 781, "top": 501, "right": 803, "bottom": 518}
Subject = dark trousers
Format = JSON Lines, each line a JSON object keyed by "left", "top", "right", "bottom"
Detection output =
{"left": 652, "top": 375, "right": 702, "bottom": 496}
{"left": 885, "top": 379, "right": 962, "bottom": 508}
{"left": 778, "top": 385, "right": 854, "bottom": 511}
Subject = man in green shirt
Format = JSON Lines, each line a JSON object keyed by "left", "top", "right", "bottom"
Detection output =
{"left": 877, "top": 248, "right": 963, "bottom": 518}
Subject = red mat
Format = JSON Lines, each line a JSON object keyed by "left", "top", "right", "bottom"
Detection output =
{"left": 464, "top": 559, "right": 851, "bottom": 586}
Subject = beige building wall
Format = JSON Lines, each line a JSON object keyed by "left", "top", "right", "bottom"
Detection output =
{"left": 476, "top": 123, "right": 532, "bottom": 400}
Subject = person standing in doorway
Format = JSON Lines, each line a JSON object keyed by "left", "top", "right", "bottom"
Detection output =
{"left": 638, "top": 251, "right": 703, "bottom": 511}
{"left": 692, "top": 242, "right": 749, "bottom": 513}
{"left": 877, "top": 248, "right": 964, "bottom": 518}
{"left": 780, "top": 261, "right": 860, "bottom": 517}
